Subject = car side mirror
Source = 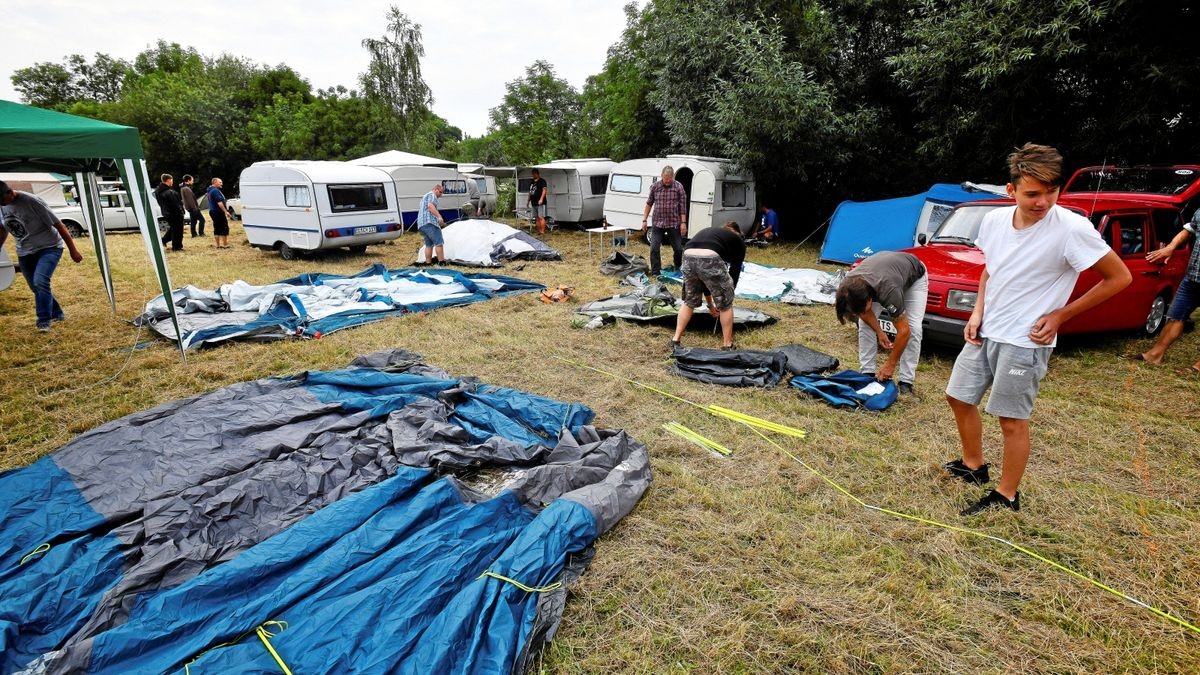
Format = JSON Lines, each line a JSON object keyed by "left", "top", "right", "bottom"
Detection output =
{"left": 917, "top": 233, "right": 928, "bottom": 245}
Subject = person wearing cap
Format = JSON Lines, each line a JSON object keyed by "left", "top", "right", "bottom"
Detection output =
{"left": 0, "top": 179, "right": 84, "bottom": 331}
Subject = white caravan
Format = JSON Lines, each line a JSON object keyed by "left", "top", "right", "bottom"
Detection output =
{"left": 239, "top": 161, "right": 402, "bottom": 259}
{"left": 516, "top": 158, "right": 615, "bottom": 225}
{"left": 349, "top": 157, "right": 470, "bottom": 228}
{"left": 603, "top": 155, "right": 756, "bottom": 235}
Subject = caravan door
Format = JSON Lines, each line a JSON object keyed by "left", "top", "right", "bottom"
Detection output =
{"left": 690, "top": 169, "right": 715, "bottom": 231}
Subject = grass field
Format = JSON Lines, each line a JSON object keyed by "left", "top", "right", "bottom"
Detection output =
{"left": 2, "top": 220, "right": 1199, "bottom": 673}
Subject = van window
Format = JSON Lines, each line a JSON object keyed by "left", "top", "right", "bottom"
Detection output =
{"left": 441, "top": 180, "right": 467, "bottom": 195}
{"left": 722, "top": 182, "right": 747, "bottom": 207}
{"left": 1151, "top": 208, "right": 1183, "bottom": 248}
{"left": 327, "top": 184, "right": 387, "bottom": 212}
{"left": 284, "top": 186, "right": 311, "bottom": 208}
{"left": 1103, "top": 213, "right": 1148, "bottom": 256}
{"left": 610, "top": 174, "right": 642, "bottom": 193}
{"left": 589, "top": 175, "right": 608, "bottom": 195}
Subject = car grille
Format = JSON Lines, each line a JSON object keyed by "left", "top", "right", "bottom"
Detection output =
{"left": 926, "top": 291, "right": 944, "bottom": 309}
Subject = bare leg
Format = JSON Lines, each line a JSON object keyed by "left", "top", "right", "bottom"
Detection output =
{"left": 673, "top": 305, "right": 694, "bottom": 342}
{"left": 424, "top": 246, "right": 434, "bottom": 264}
{"left": 995, "top": 417, "right": 1031, "bottom": 499}
{"left": 537, "top": 216, "right": 546, "bottom": 235}
{"left": 1141, "top": 319, "right": 1184, "bottom": 364}
{"left": 947, "top": 395, "right": 984, "bottom": 470}
{"left": 719, "top": 307, "right": 734, "bottom": 347}
{"left": 434, "top": 245, "right": 445, "bottom": 263}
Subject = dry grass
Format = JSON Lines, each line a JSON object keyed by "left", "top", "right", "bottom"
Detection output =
{"left": 2, "top": 220, "right": 1199, "bottom": 673}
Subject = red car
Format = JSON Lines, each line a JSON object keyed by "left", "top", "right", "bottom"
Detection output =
{"left": 890, "top": 194, "right": 1190, "bottom": 345}
{"left": 1063, "top": 165, "right": 1200, "bottom": 223}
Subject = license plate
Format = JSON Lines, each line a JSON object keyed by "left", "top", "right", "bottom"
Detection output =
{"left": 354, "top": 226, "right": 376, "bottom": 236}
{"left": 878, "top": 318, "right": 897, "bottom": 336}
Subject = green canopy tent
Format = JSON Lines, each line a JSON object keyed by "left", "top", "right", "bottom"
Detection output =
{"left": 0, "top": 99, "right": 184, "bottom": 357}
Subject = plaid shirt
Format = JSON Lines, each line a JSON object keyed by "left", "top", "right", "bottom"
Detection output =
{"left": 646, "top": 180, "right": 687, "bottom": 229}
{"left": 1187, "top": 217, "right": 1200, "bottom": 282}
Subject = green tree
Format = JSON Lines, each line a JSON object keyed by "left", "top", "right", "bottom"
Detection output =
{"left": 359, "top": 6, "right": 433, "bottom": 147}
{"left": 247, "top": 87, "right": 401, "bottom": 161}
{"left": 11, "top": 53, "right": 130, "bottom": 110}
{"left": 487, "top": 60, "right": 581, "bottom": 165}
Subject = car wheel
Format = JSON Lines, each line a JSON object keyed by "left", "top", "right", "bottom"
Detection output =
{"left": 348, "top": 245, "right": 367, "bottom": 255}
{"left": 1143, "top": 292, "right": 1170, "bottom": 336}
{"left": 64, "top": 220, "right": 86, "bottom": 238}
{"left": 278, "top": 243, "right": 298, "bottom": 261}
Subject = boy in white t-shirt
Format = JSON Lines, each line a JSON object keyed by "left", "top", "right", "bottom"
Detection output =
{"left": 943, "top": 144, "right": 1130, "bottom": 516}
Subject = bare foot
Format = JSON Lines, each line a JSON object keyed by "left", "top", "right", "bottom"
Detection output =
{"left": 1140, "top": 352, "right": 1165, "bottom": 365}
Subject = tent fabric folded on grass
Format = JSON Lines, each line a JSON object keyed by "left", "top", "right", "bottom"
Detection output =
{"left": 790, "top": 370, "right": 899, "bottom": 410}
{"left": 598, "top": 250, "right": 649, "bottom": 277}
{"left": 658, "top": 262, "right": 842, "bottom": 305}
{"left": 1, "top": 350, "right": 650, "bottom": 674}
{"left": 576, "top": 283, "right": 777, "bottom": 329}
{"left": 415, "top": 219, "right": 561, "bottom": 267}
{"left": 669, "top": 345, "right": 789, "bottom": 387}
{"left": 134, "top": 263, "right": 544, "bottom": 350}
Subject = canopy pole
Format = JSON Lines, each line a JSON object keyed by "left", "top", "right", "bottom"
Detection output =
{"left": 76, "top": 171, "right": 116, "bottom": 311}
{"left": 119, "top": 159, "right": 186, "bottom": 361}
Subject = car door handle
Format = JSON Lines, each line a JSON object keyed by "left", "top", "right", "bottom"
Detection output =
{"left": 1140, "top": 269, "right": 1162, "bottom": 276}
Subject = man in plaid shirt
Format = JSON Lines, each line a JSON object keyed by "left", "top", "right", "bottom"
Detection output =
{"left": 1138, "top": 209, "right": 1200, "bottom": 374}
{"left": 640, "top": 165, "right": 688, "bottom": 276}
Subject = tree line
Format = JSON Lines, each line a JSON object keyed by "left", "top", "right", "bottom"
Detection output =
{"left": 13, "top": 1, "right": 1200, "bottom": 234}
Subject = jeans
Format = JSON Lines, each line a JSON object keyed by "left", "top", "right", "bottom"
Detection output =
{"left": 648, "top": 226, "right": 683, "bottom": 274}
{"left": 18, "top": 246, "right": 64, "bottom": 328}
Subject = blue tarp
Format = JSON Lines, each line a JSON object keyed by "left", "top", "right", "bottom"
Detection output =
{"left": 0, "top": 351, "right": 651, "bottom": 673}
{"left": 819, "top": 184, "right": 999, "bottom": 264}
{"left": 790, "top": 370, "right": 899, "bottom": 410}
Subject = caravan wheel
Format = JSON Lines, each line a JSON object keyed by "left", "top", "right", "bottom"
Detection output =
{"left": 278, "top": 243, "right": 298, "bottom": 261}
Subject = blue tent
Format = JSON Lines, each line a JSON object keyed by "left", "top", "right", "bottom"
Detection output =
{"left": 819, "top": 183, "right": 1002, "bottom": 264}
{"left": 0, "top": 350, "right": 650, "bottom": 673}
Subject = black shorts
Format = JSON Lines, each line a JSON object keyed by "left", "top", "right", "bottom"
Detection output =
{"left": 210, "top": 210, "right": 230, "bottom": 236}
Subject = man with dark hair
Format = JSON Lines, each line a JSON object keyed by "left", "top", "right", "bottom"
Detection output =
{"left": 0, "top": 179, "right": 84, "bottom": 331}
{"left": 155, "top": 174, "right": 185, "bottom": 251}
{"left": 835, "top": 251, "right": 928, "bottom": 395}
{"left": 752, "top": 203, "right": 779, "bottom": 241}
{"left": 181, "top": 174, "right": 205, "bottom": 237}
{"left": 671, "top": 221, "right": 745, "bottom": 350}
{"left": 527, "top": 168, "right": 548, "bottom": 235}
{"left": 944, "top": 143, "right": 1130, "bottom": 515}
{"left": 641, "top": 165, "right": 687, "bottom": 276}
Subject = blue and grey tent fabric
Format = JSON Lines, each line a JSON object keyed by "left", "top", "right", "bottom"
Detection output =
{"left": 819, "top": 183, "right": 1003, "bottom": 264}
{"left": 1, "top": 350, "right": 650, "bottom": 674}
{"left": 669, "top": 345, "right": 789, "bottom": 387}
{"left": 790, "top": 370, "right": 899, "bottom": 410}
{"left": 416, "top": 219, "right": 561, "bottom": 267}
{"left": 658, "top": 262, "right": 842, "bottom": 305}
{"left": 576, "top": 282, "right": 777, "bottom": 329}
{"left": 599, "top": 250, "right": 649, "bottom": 277}
{"left": 133, "top": 263, "right": 543, "bottom": 350}
{"left": 772, "top": 343, "right": 840, "bottom": 376}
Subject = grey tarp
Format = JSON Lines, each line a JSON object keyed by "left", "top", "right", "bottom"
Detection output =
{"left": 669, "top": 345, "right": 789, "bottom": 387}
{"left": 576, "top": 282, "right": 777, "bottom": 329}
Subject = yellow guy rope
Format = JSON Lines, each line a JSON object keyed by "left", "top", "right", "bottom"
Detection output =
{"left": 184, "top": 620, "right": 293, "bottom": 675}
{"left": 554, "top": 355, "right": 1200, "bottom": 636}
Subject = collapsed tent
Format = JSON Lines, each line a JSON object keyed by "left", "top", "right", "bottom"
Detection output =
{"left": 576, "top": 282, "right": 777, "bottom": 329}
{"left": 670, "top": 345, "right": 788, "bottom": 387}
{"left": 135, "top": 263, "right": 543, "bottom": 350}
{"left": 1, "top": 350, "right": 650, "bottom": 674}
{"left": 599, "top": 250, "right": 649, "bottom": 277}
{"left": 416, "top": 219, "right": 561, "bottom": 267}
{"left": 659, "top": 262, "right": 842, "bottom": 305}
{"left": 819, "top": 183, "right": 1004, "bottom": 264}
{"left": 791, "top": 370, "right": 899, "bottom": 410}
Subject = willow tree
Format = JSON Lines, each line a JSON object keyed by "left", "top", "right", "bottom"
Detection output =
{"left": 359, "top": 6, "right": 433, "bottom": 148}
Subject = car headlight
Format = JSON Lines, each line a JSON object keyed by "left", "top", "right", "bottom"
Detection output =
{"left": 946, "top": 289, "right": 977, "bottom": 311}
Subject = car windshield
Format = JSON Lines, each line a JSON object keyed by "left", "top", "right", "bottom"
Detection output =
{"left": 930, "top": 205, "right": 1003, "bottom": 243}
{"left": 1066, "top": 167, "right": 1200, "bottom": 196}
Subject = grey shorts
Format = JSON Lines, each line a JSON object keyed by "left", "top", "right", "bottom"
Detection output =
{"left": 530, "top": 204, "right": 546, "bottom": 219}
{"left": 945, "top": 339, "right": 1052, "bottom": 419}
{"left": 680, "top": 254, "right": 735, "bottom": 310}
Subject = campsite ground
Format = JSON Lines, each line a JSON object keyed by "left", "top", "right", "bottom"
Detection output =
{"left": 1, "top": 221, "right": 1198, "bottom": 673}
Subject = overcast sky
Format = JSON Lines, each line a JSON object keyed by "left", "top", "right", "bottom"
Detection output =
{"left": 0, "top": 1, "right": 635, "bottom": 137}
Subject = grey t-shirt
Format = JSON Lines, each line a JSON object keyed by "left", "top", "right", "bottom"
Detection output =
{"left": 1, "top": 192, "right": 63, "bottom": 256}
{"left": 846, "top": 251, "right": 926, "bottom": 317}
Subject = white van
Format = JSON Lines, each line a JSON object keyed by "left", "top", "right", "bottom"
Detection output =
{"left": 603, "top": 155, "right": 756, "bottom": 235}
{"left": 239, "top": 161, "right": 402, "bottom": 259}
{"left": 516, "top": 158, "right": 614, "bottom": 225}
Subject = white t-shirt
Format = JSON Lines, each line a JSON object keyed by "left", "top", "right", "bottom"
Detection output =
{"left": 975, "top": 204, "right": 1110, "bottom": 348}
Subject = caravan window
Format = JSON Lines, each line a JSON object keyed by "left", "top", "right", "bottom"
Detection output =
{"left": 610, "top": 173, "right": 642, "bottom": 194}
{"left": 284, "top": 185, "right": 311, "bottom": 208}
{"left": 589, "top": 175, "right": 608, "bottom": 195}
{"left": 721, "top": 182, "right": 747, "bottom": 207}
{"left": 441, "top": 179, "right": 468, "bottom": 195}
{"left": 327, "top": 184, "right": 387, "bottom": 212}
{"left": 473, "top": 177, "right": 487, "bottom": 194}
{"left": 517, "top": 177, "right": 533, "bottom": 194}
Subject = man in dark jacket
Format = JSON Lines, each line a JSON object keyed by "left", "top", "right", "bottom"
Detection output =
{"left": 670, "top": 221, "right": 746, "bottom": 350}
{"left": 181, "top": 174, "right": 205, "bottom": 237}
{"left": 155, "top": 174, "right": 185, "bottom": 251}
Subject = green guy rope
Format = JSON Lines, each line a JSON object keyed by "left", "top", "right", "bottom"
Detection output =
{"left": 557, "top": 355, "right": 1200, "bottom": 637}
